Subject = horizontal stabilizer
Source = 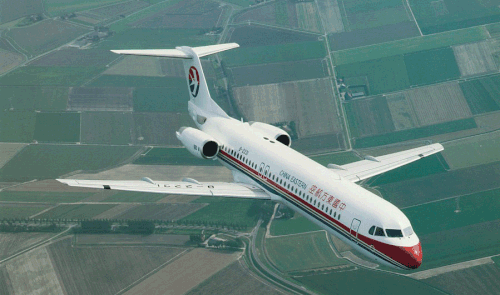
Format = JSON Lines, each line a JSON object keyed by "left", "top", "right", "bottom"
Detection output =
{"left": 111, "top": 43, "right": 239, "bottom": 59}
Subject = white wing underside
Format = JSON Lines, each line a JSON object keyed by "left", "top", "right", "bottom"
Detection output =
{"left": 57, "top": 179, "right": 270, "bottom": 200}
{"left": 331, "top": 143, "right": 444, "bottom": 182}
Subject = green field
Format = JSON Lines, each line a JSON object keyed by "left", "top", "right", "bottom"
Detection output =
{"left": 133, "top": 85, "right": 188, "bottom": 112}
{"left": 270, "top": 215, "right": 321, "bottom": 236}
{"left": 343, "top": 0, "right": 409, "bottom": 30}
{"left": 295, "top": 268, "right": 444, "bottom": 295}
{"left": 34, "top": 112, "right": 80, "bottom": 143}
{"left": 37, "top": 204, "right": 117, "bottom": 219}
{"left": 404, "top": 47, "right": 461, "bottom": 86}
{"left": 333, "top": 26, "right": 489, "bottom": 65}
{"left": 180, "top": 197, "right": 260, "bottom": 228}
{"left": 0, "top": 144, "right": 141, "bottom": 181}
{"left": 443, "top": 131, "right": 500, "bottom": 169}
{"left": 81, "top": 112, "right": 132, "bottom": 145}
{"left": 102, "top": 191, "right": 167, "bottom": 203}
{"left": 89, "top": 75, "right": 176, "bottom": 88}
{"left": 221, "top": 0, "right": 254, "bottom": 7}
{"left": 460, "top": 76, "right": 500, "bottom": 115}
{"left": 0, "top": 86, "right": 69, "bottom": 112}
{"left": 0, "top": 191, "right": 91, "bottom": 203}
{"left": 43, "top": 0, "right": 125, "bottom": 17}
{"left": 344, "top": 96, "right": 396, "bottom": 138}
{"left": 275, "top": 1, "right": 289, "bottom": 26}
{"left": 335, "top": 55, "right": 410, "bottom": 95}
{"left": 354, "top": 118, "right": 477, "bottom": 148}
{"left": 0, "top": 66, "right": 105, "bottom": 86}
{"left": 222, "top": 41, "right": 326, "bottom": 67}
{"left": 0, "top": 111, "right": 36, "bottom": 143}
{"left": 133, "top": 147, "right": 219, "bottom": 166}
{"left": 266, "top": 231, "right": 346, "bottom": 272}
{"left": 0, "top": 205, "right": 49, "bottom": 219}
{"left": 309, "top": 151, "right": 361, "bottom": 166}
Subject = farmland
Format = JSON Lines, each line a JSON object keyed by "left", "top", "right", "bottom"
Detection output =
{"left": 270, "top": 215, "right": 321, "bottom": 236}
{"left": 0, "top": 191, "right": 91, "bottom": 203}
{"left": 36, "top": 204, "right": 117, "bottom": 219}
{"left": 424, "top": 263, "right": 500, "bottom": 295}
{"left": 222, "top": 41, "right": 325, "bottom": 67}
{"left": 101, "top": 191, "right": 166, "bottom": 203}
{"left": 92, "top": 204, "right": 135, "bottom": 219}
{"left": 296, "top": 2, "right": 322, "bottom": 32}
{"left": 114, "top": 203, "right": 206, "bottom": 220}
{"left": 443, "top": 131, "right": 500, "bottom": 169}
{"left": 33, "top": 112, "right": 80, "bottom": 143}
{"left": 133, "top": 84, "right": 188, "bottom": 112}
{"left": 333, "top": 26, "right": 489, "bottom": 65}
{"left": 104, "top": 55, "right": 163, "bottom": 76}
{"left": 125, "top": 248, "right": 240, "bottom": 295}
{"left": 453, "top": 40, "right": 497, "bottom": 77}
{"left": 89, "top": 75, "right": 175, "bottom": 88}
{"left": 132, "top": 113, "right": 194, "bottom": 146}
{"left": 86, "top": 0, "right": 150, "bottom": 19}
{"left": 43, "top": 0, "right": 125, "bottom": 17}
{"left": 5, "top": 20, "right": 88, "bottom": 57}
{"left": 76, "top": 234, "right": 190, "bottom": 246}
{"left": 266, "top": 231, "right": 346, "bottom": 272}
{"left": 228, "top": 58, "right": 328, "bottom": 87}
{"left": 309, "top": 150, "right": 360, "bottom": 166}
{"left": 48, "top": 238, "right": 186, "bottom": 295}
{"left": 0, "top": 204, "right": 49, "bottom": 218}
{"left": 29, "top": 48, "right": 117, "bottom": 68}
{"left": 0, "top": 143, "right": 25, "bottom": 168}
{"left": 0, "top": 0, "right": 43, "bottom": 24}
{"left": 335, "top": 55, "right": 410, "bottom": 95}
{"left": 0, "top": 144, "right": 141, "bottom": 181}
{"left": 0, "top": 66, "right": 105, "bottom": 86}
{"left": 0, "top": 86, "right": 69, "bottom": 111}
{"left": 385, "top": 92, "right": 417, "bottom": 130}
{"left": 0, "top": 50, "right": 23, "bottom": 75}
{"left": 404, "top": 47, "right": 461, "bottom": 86}
{"left": 232, "top": 1, "right": 298, "bottom": 28}
{"left": 81, "top": 112, "right": 133, "bottom": 145}
{"left": 133, "top": 147, "right": 220, "bottom": 166}
{"left": 0, "top": 233, "right": 55, "bottom": 260}
{"left": 0, "top": 111, "right": 36, "bottom": 143}
{"left": 292, "top": 133, "right": 345, "bottom": 153}
{"left": 344, "top": 96, "right": 395, "bottom": 138}
{"left": 460, "top": 75, "right": 500, "bottom": 115}
{"left": 68, "top": 87, "right": 133, "bottom": 111}
{"left": 132, "top": 4, "right": 222, "bottom": 29}
{"left": 187, "top": 261, "right": 283, "bottom": 295}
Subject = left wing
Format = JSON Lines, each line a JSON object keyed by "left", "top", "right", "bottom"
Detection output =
{"left": 57, "top": 178, "right": 270, "bottom": 200}
{"left": 328, "top": 143, "right": 444, "bottom": 182}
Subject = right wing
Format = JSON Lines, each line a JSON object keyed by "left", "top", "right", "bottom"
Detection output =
{"left": 57, "top": 178, "right": 270, "bottom": 200}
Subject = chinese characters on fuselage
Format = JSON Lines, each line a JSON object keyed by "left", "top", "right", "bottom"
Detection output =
{"left": 309, "top": 185, "right": 346, "bottom": 210}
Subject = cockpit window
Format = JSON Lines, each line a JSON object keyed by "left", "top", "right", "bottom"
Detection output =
{"left": 369, "top": 226, "right": 375, "bottom": 235}
{"left": 403, "top": 226, "right": 414, "bottom": 236}
{"left": 386, "top": 229, "right": 403, "bottom": 238}
{"left": 374, "top": 227, "right": 385, "bottom": 236}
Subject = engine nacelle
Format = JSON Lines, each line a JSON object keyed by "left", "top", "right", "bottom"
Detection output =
{"left": 249, "top": 122, "right": 291, "bottom": 147}
{"left": 176, "top": 127, "right": 220, "bottom": 159}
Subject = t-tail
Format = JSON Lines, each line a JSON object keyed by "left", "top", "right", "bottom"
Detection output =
{"left": 111, "top": 43, "right": 239, "bottom": 121}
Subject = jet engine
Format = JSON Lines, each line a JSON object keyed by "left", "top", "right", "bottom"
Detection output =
{"left": 249, "top": 122, "right": 291, "bottom": 147}
{"left": 176, "top": 127, "right": 220, "bottom": 159}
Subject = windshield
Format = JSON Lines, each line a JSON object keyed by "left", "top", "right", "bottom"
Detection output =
{"left": 386, "top": 229, "right": 403, "bottom": 238}
{"left": 403, "top": 226, "right": 414, "bottom": 236}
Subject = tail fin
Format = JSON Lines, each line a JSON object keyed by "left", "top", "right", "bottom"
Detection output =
{"left": 111, "top": 43, "right": 239, "bottom": 118}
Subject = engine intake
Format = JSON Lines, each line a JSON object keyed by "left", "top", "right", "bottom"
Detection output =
{"left": 249, "top": 122, "right": 292, "bottom": 147}
{"left": 176, "top": 127, "right": 220, "bottom": 159}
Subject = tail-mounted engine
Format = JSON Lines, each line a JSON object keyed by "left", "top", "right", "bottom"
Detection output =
{"left": 176, "top": 127, "right": 220, "bottom": 159}
{"left": 249, "top": 122, "right": 291, "bottom": 147}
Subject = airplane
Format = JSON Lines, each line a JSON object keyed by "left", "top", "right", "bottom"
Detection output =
{"left": 57, "top": 43, "right": 444, "bottom": 270}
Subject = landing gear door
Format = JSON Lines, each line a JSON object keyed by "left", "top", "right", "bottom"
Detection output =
{"left": 350, "top": 218, "right": 361, "bottom": 241}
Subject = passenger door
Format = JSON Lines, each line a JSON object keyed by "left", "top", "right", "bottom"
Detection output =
{"left": 350, "top": 218, "right": 361, "bottom": 241}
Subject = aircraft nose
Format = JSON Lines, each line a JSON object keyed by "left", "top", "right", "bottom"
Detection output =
{"left": 401, "top": 242, "right": 422, "bottom": 269}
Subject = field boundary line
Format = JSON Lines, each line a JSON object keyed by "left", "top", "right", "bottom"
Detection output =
{"left": 0, "top": 179, "right": 37, "bottom": 192}
{"left": 404, "top": 0, "right": 422, "bottom": 36}
{"left": 408, "top": 256, "right": 497, "bottom": 280}
{"left": 265, "top": 203, "right": 279, "bottom": 238}
{"left": 229, "top": 21, "right": 323, "bottom": 36}
{"left": 267, "top": 229, "right": 326, "bottom": 239}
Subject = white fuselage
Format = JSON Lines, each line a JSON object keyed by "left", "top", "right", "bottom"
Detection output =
{"left": 201, "top": 115, "right": 422, "bottom": 270}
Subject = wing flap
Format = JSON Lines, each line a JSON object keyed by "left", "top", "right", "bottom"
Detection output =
{"left": 332, "top": 143, "right": 444, "bottom": 182}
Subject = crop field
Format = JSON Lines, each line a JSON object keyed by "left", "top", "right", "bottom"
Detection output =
{"left": 408, "top": 0, "right": 500, "bottom": 34}
{"left": 181, "top": 197, "right": 260, "bottom": 227}
{"left": 28, "top": 48, "right": 117, "bottom": 68}
{"left": 404, "top": 47, "right": 461, "bottom": 86}
{"left": 0, "top": 204, "right": 49, "bottom": 219}
{"left": 227, "top": 25, "right": 319, "bottom": 48}
{"left": 104, "top": 55, "right": 162, "bottom": 76}
{"left": 187, "top": 261, "right": 283, "bottom": 295}
{"left": 233, "top": 1, "right": 298, "bottom": 28}
{"left": 133, "top": 147, "right": 220, "bottom": 166}
{"left": 385, "top": 92, "right": 417, "bottom": 130}
{"left": 133, "top": 83, "right": 188, "bottom": 112}
{"left": 133, "top": 7, "right": 222, "bottom": 29}
{"left": 443, "top": 131, "right": 500, "bottom": 169}
{"left": 0, "top": 0, "right": 43, "bottom": 23}
{"left": 81, "top": 112, "right": 133, "bottom": 145}
{"left": 342, "top": 0, "right": 411, "bottom": 30}
{"left": 0, "top": 111, "right": 36, "bottom": 143}
{"left": 295, "top": 268, "right": 444, "bottom": 295}
{"left": 292, "top": 133, "right": 345, "bottom": 153}
{"left": 0, "top": 86, "right": 69, "bottom": 112}
{"left": 296, "top": 2, "right": 322, "bottom": 32}
{"left": 68, "top": 87, "right": 133, "bottom": 111}
{"left": 125, "top": 248, "right": 240, "bottom": 295}
{"left": 0, "top": 191, "right": 91, "bottom": 203}
{"left": 424, "top": 263, "right": 500, "bottom": 295}
{"left": 379, "top": 160, "right": 500, "bottom": 208}
{"left": 316, "top": 0, "right": 344, "bottom": 34}
{"left": 0, "top": 66, "right": 105, "bottom": 87}
{"left": 333, "top": 26, "right": 489, "bottom": 66}
{"left": 92, "top": 204, "right": 135, "bottom": 219}
{"left": 0, "top": 50, "right": 23, "bottom": 75}
{"left": 343, "top": 96, "right": 395, "bottom": 138}
{"left": 460, "top": 75, "right": 500, "bottom": 115}
{"left": 0, "top": 144, "right": 141, "bottom": 182}
{"left": 87, "top": 0, "right": 150, "bottom": 19}
{"left": 48, "top": 238, "right": 186, "bottom": 295}
{"left": 404, "top": 82, "right": 472, "bottom": 126}
{"left": 5, "top": 20, "right": 88, "bottom": 56}
{"left": 228, "top": 59, "right": 328, "bottom": 87}
{"left": 266, "top": 231, "right": 346, "bottom": 272}
{"left": 0, "top": 143, "right": 25, "bottom": 168}
{"left": 36, "top": 204, "right": 117, "bottom": 219}
{"left": 76, "top": 234, "right": 191, "bottom": 246}
{"left": 232, "top": 78, "right": 341, "bottom": 138}
{"left": 310, "top": 150, "right": 360, "bottom": 166}
{"left": 0, "top": 233, "right": 55, "bottom": 260}
{"left": 114, "top": 203, "right": 206, "bottom": 220}
{"left": 33, "top": 112, "right": 80, "bottom": 143}
{"left": 335, "top": 55, "right": 410, "bottom": 95}
{"left": 44, "top": 0, "right": 124, "bottom": 17}
{"left": 270, "top": 215, "right": 321, "bottom": 236}
{"left": 101, "top": 191, "right": 167, "bottom": 203}
{"left": 4, "top": 247, "right": 64, "bottom": 295}
{"left": 453, "top": 40, "right": 497, "bottom": 77}
{"left": 89, "top": 75, "right": 175, "bottom": 88}
{"left": 354, "top": 118, "right": 477, "bottom": 148}
{"left": 132, "top": 113, "right": 193, "bottom": 146}
{"left": 160, "top": 58, "right": 184, "bottom": 77}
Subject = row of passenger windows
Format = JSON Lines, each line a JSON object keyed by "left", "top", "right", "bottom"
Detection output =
{"left": 368, "top": 226, "right": 409, "bottom": 238}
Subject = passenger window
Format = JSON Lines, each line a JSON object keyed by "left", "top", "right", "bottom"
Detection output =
{"left": 369, "top": 226, "right": 375, "bottom": 235}
{"left": 334, "top": 212, "right": 336, "bottom": 217}
{"left": 374, "top": 227, "right": 385, "bottom": 237}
